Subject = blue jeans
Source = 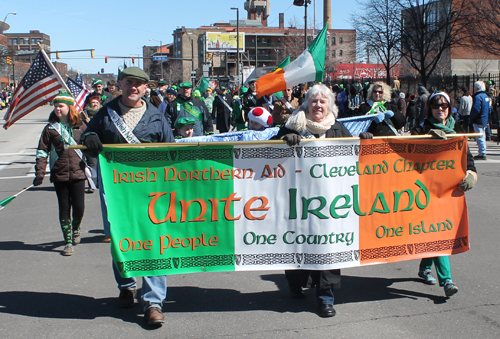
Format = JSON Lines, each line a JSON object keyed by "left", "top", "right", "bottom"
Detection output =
{"left": 473, "top": 124, "right": 487, "bottom": 155}
{"left": 113, "top": 261, "right": 167, "bottom": 311}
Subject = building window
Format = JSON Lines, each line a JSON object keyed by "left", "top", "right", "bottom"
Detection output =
{"left": 277, "top": 37, "right": 281, "bottom": 43}
{"left": 332, "top": 50, "right": 336, "bottom": 57}
{"left": 339, "top": 50, "right": 343, "bottom": 56}
{"left": 31, "top": 38, "right": 36, "bottom": 44}
{"left": 339, "top": 37, "right": 343, "bottom": 43}
{"left": 332, "top": 37, "right": 336, "bottom": 45}
{"left": 13, "top": 38, "right": 18, "bottom": 44}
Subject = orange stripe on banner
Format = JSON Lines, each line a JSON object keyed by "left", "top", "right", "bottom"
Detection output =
{"left": 357, "top": 138, "right": 469, "bottom": 265}
{"left": 255, "top": 69, "right": 286, "bottom": 98}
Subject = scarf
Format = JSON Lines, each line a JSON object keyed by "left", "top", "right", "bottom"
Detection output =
{"left": 428, "top": 116, "right": 456, "bottom": 134}
{"left": 285, "top": 109, "right": 336, "bottom": 135}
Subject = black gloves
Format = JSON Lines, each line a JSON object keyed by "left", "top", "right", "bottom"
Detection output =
{"left": 33, "top": 176, "right": 43, "bottom": 186}
{"left": 359, "top": 132, "right": 373, "bottom": 139}
{"left": 84, "top": 134, "right": 103, "bottom": 152}
{"left": 283, "top": 133, "right": 301, "bottom": 146}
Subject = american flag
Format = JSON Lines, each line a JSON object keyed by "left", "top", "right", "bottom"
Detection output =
{"left": 3, "top": 50, "right": 65, "bottom": 130}
{"left": 75, "top": 72, "right": 83, "bottom": 86}
{"left": 66, "top": 77, "right": 90, "bottom": 112}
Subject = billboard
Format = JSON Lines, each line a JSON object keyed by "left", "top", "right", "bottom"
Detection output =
{"left": 206, "top": 32, "right": 245, "bottom": 53}
{"left": 330, "top": 63, "right": 401, "bottom": 80}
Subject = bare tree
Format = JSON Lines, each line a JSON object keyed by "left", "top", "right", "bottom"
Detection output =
{"left": 395, "top": 0, "right": 467, "bottom": 87}
{"left": 464, "top": 56, "right": 495, "bottom": 77}
{"left": 464, "top": 0, "right": 500, "bottom": 56}
{"left": 351, "top": 0, "right": 402, "bottom": 85}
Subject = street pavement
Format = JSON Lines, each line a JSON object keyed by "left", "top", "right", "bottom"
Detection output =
{"left": 0, "top": 106, "right": 499, "bottom": 338}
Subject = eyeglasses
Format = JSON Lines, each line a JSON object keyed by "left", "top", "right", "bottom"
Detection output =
{"left": 373, "top": 90, "right": 384, "bottom": 94}
{"left": 431, "top": 103, "right": 449, "bottom": 110}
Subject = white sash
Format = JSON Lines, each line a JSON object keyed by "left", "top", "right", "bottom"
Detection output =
{"left": 50, "top": 122, "right": 96, "bottom": 189}
{"left": 280, "top": 97, "right": 294, "bottom": 111}
{"left": 107, "top": 107, "right": 141, "bottom": 144}
{"left": 263, "top": 96, "right": 274, "bottom": 111}
{"left": 217, "top": 95, "right": 233, "bottom": 112}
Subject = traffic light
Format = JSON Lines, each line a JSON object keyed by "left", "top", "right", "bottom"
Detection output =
{"left": 105, "top": 56, "right": 108, "bottom": 63}
{"left": 91, "top": 50, "right": 95, "bottom": 58}
{"left": 6, "top": 56, "right": 12, "bottom": 64}
{"left": 131, "top": 56, "right": 135, "bottom": 64}
{"left": 101, "top": 68, "right": 105, "bottom": 74}
{"left": 56, "top": 51, "right": 60, "bottom": 59}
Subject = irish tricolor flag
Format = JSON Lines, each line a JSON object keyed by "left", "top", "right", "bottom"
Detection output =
{"left": 256, "top": 24, "right": 328, "bottom": 98}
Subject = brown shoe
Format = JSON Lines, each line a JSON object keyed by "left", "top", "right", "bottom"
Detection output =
{"left": 144, "top": 307, "right": 164, "bottom": 325}
{"left": 101, "top": 236, "right": 111, "bottom": 243}
{"left": 118, "top": 289, "right": 135, "bottom": 308}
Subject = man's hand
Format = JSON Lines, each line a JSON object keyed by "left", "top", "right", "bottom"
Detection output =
{"left": 282, "top": 133, "right": 301, "bottom": 146}
{"left": 33, "top": 176, "right": 43, "bottom": 186}
{"left": 459, "top": 170, "right": 477, "bottom": 192}
{"left": 84, "top": 134, "right": 103, "bottom": 152}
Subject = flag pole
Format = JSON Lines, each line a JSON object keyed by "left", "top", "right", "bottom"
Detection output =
{"left": 38, "top": 43, "right": 89, "bottom": 120}
{"left": 13, "top": 185, "right": 33, "bottom": 197}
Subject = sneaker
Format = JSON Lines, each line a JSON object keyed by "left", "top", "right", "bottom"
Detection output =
{"left": 473, "top": 154, "right": 487, "bottom": 160}
{"left": 418, "top": 269, "right": 437, "bottom": 285}
{"left": 85, "top": 188, "right": 94, "bottom": 194}
{"left": 73, "top": 230, "right": 81, "bottom": 245}
{"left": 62, "top": 244, "right": 74, "bottom": 256}
{"left": 444, "top": 281, "right": 458, "bottom": 297}
{"left": 118, "top": 289, "right": 136, "bottom": 308}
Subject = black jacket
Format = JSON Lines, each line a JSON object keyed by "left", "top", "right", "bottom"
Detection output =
{"left": 356, "top": 101, "right": 406, "bottom": 136}
{"left": 274, "top": 120, "right": 352, "bottom": 140}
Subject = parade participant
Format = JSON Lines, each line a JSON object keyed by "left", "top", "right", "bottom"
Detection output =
{"left": 150, "top": 80, "right": 168, "bottom": 108}
{"left": 356, "top": 82, "right": 406, "bottom": 136}
{"left": 102, "top": 80, "right": 116, "bottom": 104}
{"left": 86, "top": 79, "right": 107, "bottom": 105}
{"left": 174, "top": 117, "right": 196, "bottom": 138}
{"left": 242, "top": 79, "right": 259, "bottom": 121}
{"left": 256, "top": 92, "right": 277, "bottom": 115}
{"left": 470, "top": 81, "right": 490, "bottom": 160}
{"left": 272, "top": 87, "right": 300, "bottom": 125}
{"left": 158, "top": 89, "right": 177, "bottom": 116}
{"left": 212, "top": 86, "right": 234, "bottom": 133}
{"left": 273, "top": 84, "right": 368, "bottom": 318}
{"left": 33, "top": 91, "right": 88, "bottom": 256}
{"left": 81, "top": 67, "right": 174, "bottom": 326}
{"left": 411, "top": 91, "right": 477, "bottom": 297}
{"left": 232, "top": 87, "right": 248, "bottom": 131}
{"left": 248, "top": 107, "right": 272, "bottom": 131}
{"left": 83, "top": 94, "right": 102, "bottom": 122}
{"left": 166, "top": 81, "right": 213, "bottom": 137}
{"left": 203, "top": 88, "right": 215, "bottom": 114}
{"left": 144, "top": 88, "right": 151, "bottom": 101}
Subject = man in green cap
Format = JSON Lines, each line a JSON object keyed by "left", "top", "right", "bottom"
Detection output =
{"left": 81, "top": 67, "right": 173, "bottom": 326}
{"left": 86, "top": 79, "right": 107, "bottom": 106}
{"left": 166, "top": 81, "right": 213, "bottom": 137}
{"left": 212, "top": 85, "right": 234, "bottom": 133}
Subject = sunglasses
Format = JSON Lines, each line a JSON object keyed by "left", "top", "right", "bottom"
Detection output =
{"left": 431, "top": 103, "right": 449, "bottom": 109}
{"left": 373, "top": 90, "right": 384, "bottom": 94}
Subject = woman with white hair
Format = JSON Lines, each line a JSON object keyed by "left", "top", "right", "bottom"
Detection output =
{"left": 356, "top": 81, "right": 406, "bottom": 136}
{"left": 273, "top": 84, "right": 370, "bottom": 317}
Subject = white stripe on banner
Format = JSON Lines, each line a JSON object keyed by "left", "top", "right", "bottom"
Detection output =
{"left": 233, "top": 140, "right": 361, "bottom": 271}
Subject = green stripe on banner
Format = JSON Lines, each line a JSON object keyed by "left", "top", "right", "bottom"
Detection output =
{"left": 100, "top": 145, "right": 236, "bottom": 277}
{"left": 308, "top": 24, "right": 328, "bottom": 82}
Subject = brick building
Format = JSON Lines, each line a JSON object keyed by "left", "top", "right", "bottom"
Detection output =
{"left": 4, "top": 30, "right": 50, "bottom": 64}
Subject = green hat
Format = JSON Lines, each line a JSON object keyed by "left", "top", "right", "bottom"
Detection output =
{"left": 179, "top": 81, "right": 192, "bottom": 88}
{"left": 175, "top": 117, "right": 196, "bottom": 129}
{"left": 53, "top": 90, "right": 75, "bottom": 106}
{"left": 487, "top": 80, "right": 493, "bottom": 85}
{"left": 91, "top": 79, "right": 103, "bottom": 87}
{"left": 172, "top": 85, "right": 178, "bottom": 90}
{"left": 118, "top": 67, "right": 150, "bottom": 82}
{"left": 158, "top": 80, "right": 168, "bottom": 86}
{"left": 220, "top": 86, "right": 226, "bottom": 90}
{"left": 239, "top": 87, "right": 248, "bottom": 96}
{"left": 193, "top": 89, "right": 201, "bottom": 98}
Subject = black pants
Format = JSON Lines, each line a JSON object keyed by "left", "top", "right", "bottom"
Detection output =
{"left": 53, "top": 180, "right": 85, "bottom": 223}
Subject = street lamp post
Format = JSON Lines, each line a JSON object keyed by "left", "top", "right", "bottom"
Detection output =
{"left": 187, "top": 32, "right": 195, "bottom": 81}
{"left": 149, "top": 38, "right": 163, "bottom": 80}
{"left": 0, "top": 11, "right": 17, "bottom": 34}
{"left": 231, "top": 7, "right": 240, "bottom": 87}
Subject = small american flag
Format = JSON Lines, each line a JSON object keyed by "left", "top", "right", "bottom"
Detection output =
{"left": 66, "top": 77, "right": 90, "bottom": 112}
{"left": 3, "top": 50, "right": 65, "bottom": 129}
{"left": 75, "top": 72, "right": 83, "bottom": 86}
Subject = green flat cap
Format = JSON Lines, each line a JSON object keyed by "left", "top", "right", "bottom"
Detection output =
{"left": 158, "top": 80, "right": 168, "bottom": 86}
{"left": 179, "top": 81, "right": 192, "bottom": 88}
{"left": 175, "top": 117, "right": 196, "bottom": 129}
{"left": 118, "top": 67, "right": 150, "bottom": 82}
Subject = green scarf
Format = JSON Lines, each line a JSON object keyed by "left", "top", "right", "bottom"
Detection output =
{"left": 428, "top": 116, "right": 456, "bottom": 134}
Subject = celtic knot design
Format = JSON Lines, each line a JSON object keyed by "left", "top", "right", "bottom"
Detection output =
{"left": 180, "top": 255, "right": 234, "bottom": 268}
{"left": 178, "top": 148, "right": 233, "bottom": 161}
{"left": 303, "top": 145, "right": 354, "bottom": 158}
{"left": 119, "top": 258, "right": 173, "bottom": 272}
{"left": 414, "top": 238, "right": 463, "bottom": 253}
{"left": 360, "top": 245, "right": 408, "bottom": 260}
{"left": 240, "top": 147, "right": 295, "bottom": 159}
{"left": 413, "top": 141, "right": 457, "bottom": 154}
{"left": 360, "top": 143, "right": 407, "bottom": 156}
{"left": 240, "top": 253, "right": 295, "bottom": 265}
{"left": 303, "top": 251, "right": 354, "bottom": 264}
{"left": 107, "top": 150, "right": 170, "bottom": 163}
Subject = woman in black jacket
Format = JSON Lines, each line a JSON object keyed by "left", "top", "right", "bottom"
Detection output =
{"left": 411, "top": 91, "right": 477, "bottom": 297}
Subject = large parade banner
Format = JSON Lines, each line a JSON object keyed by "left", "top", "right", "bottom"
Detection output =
{"left": 99, "top": 138, "right": 470, "bottom": 278}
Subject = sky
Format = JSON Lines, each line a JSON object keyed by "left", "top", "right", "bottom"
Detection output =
{"left": 2, "top": 0, "right": 360, "bottom": 75}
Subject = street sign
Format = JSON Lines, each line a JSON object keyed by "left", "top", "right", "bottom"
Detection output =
{"left": 153, "top": 56, "right": 168, "bottom": 61}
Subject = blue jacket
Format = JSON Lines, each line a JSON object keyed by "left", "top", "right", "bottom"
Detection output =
{"left": 470, "top": 91, "right": 490, "bottom": 126}
{"left": 83, "top": 96, "right": 174, "bottom": 144}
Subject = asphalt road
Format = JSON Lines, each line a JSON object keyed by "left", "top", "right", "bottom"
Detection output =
{"left": 1, "top": 106, "right": 499, "bottom": 338}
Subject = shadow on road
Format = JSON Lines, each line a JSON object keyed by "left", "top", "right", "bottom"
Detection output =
{"left": 0, "top": 235, "right": 110, "bottom": 253}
